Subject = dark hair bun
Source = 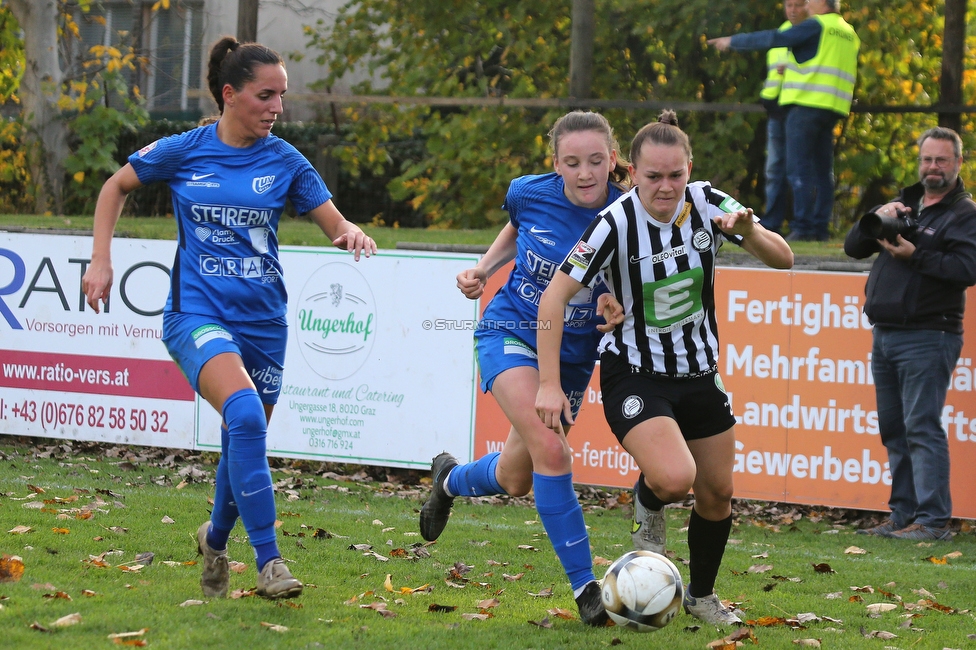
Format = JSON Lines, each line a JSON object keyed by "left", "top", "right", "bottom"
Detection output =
{"left": 658, "top": 109, "right": 679, "bottom": 127}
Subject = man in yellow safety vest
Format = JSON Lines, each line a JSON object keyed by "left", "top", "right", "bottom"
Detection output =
{"left": 759, "top": 0, "right": 808, "bottom": 236}
{"left": 708, "top": 0, "right": 860, "bottom": 241}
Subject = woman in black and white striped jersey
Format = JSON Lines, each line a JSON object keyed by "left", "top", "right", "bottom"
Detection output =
{"left": 534, "top": 109, "right": 793, "bottom": 626}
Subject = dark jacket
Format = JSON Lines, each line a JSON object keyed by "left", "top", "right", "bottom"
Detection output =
{"left": 844, "top": 178, "right": 976, "bottom": 334}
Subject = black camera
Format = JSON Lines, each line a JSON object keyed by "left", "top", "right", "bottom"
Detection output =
{"left": 859, "top": 208, "right": 918, "bottom": 243}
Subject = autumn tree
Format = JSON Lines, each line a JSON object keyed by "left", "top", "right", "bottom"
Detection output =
{"left": 5, "top": 0, "right": 69, "bottom": 214}
{"left": 310, "top": 0, "right": 965, "bottom": 231}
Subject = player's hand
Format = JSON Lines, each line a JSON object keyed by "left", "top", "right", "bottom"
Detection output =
{"left": 707, "top": 36, "right": 732, "bottom": 51}
{"left": 333, "top": 230, "right": 376, "bottom": 261}
{"left": 713, "top": 208, "right": 756, "bottom": 238}
{"left": 456, "top": 267, "right": 488, "bottom": 299}
{"left": 596, "top": 293, "right": 624, "bottom": 332}
{"left": 82, "top": 259, "right": 113, "bottom": 314}
{"left": 536, "top": 382, "right": 573, "bottom": 435}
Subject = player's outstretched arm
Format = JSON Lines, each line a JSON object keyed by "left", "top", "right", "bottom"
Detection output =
{"left": 713, "top": 209, "right": 794, "bottom": 270}
{"left": 308, "top": 200, "right": 377, "bottom": 261}
{"left": 83, "top": 164, "right": 142, "bottom": 314}
{"left": 456, "top": 223, "right": 518, "bottom": 299}
{"left": 536, "top": 271, "right": 586, "bottom": 434}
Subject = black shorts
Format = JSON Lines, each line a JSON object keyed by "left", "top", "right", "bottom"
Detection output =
{"left": 600, "top": 352, "right": 737, "bottom": 443}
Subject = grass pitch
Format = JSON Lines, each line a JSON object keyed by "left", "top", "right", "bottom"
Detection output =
{"left": 1, "top": 439, "right": 974, "bottom": 649}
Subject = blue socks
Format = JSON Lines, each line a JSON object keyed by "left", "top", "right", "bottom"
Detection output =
{"left": 446, "top": 452, "right": 505, "bottom": 497}
{"left": 222, "top": 388, "right": 280, "bottom": 570}
{"left": 533, "top": 472, "right": 595, "bottom": 591}
{"left": 207, "top": 422, "right": 236, "bottom": 551}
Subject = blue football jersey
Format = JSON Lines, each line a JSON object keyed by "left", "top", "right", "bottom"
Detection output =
{"left": 128, "top": 122, "right": 331, "bottom": 320}
{"left": 481, "top": 173, "right": 623, "bottom": 363}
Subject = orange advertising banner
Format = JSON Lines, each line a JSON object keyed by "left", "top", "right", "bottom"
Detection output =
{"left": 474, "top": 266, "right": 976, "bottom": 518}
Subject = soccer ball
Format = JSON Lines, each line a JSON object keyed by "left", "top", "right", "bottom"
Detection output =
{"left": 601, "top": 550, "right": 683, "bottom": 632}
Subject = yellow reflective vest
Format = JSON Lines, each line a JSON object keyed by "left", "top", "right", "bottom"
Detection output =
{"left": 759, "top": 21, "right": 792, "bottom": 102}
{"left": 779, "top": 13, "right": 859, "bottom": 116}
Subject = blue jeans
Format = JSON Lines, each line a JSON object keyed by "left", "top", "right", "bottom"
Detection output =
{"left": 785, "top": 106, "right": 841, "bottom": 240}
{"left": 871, "top": 327, "right": 962, "bottom": 528}
{"left": 761, "top": 111, "right": 789, "bottom": 234}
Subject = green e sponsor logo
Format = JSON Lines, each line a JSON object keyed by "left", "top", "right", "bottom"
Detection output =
{"left": 643, "top": 267, "right": 704, "bottom": 330}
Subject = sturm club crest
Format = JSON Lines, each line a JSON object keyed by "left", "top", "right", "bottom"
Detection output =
{"left": 692, "top": 228, "right": 712, "bottom": 252}
{"left": 252, "top": 175, "right": 276, "bottom": 194}
{"left": 622, "top": 395, "right": 644, "bottom": 419}
{"left": 296, "top": 263, "right": 377, "bottom": 380}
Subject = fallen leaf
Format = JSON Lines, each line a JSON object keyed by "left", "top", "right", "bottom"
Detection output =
{"left": 462, "top": 613, "right": 490, "bottom": 620}
{"left": 503, "top": 573, "right": 524, "bottom": 581}
{"left": 384, "top": 574, "right": 394, "bottom": 592}
{"left": 160, "top": 516, "right": 174, "bottom": 524}
{"left": 52, "top": 528, "right": 70, "bottom": 535}
{"left": 228, "top": 561, "right": 247, "bottom": 574}
{"left": 134, "top": 552, "right": 154, "bottom": 565}
{"left": 107, "top": 628, "right": 149, "bottom": 640}
{"left": 179, "top": 599, "right": 205, "bottom": 607}
{"left": 748, "top": 564, "right": 773, "bottom": 574}
{"left": 528, "top": 586, "right": 554, "bottom": 598}
{"left": 0, "top": 555, "right": 25, "bottom": 582}
{"left": 8, "top": 525, "right": 32, "bottom": 534}
{"left": 29, "top": 622, "right": 50, "bottom": 633}
{"left": 528, "top": 616, "right": 552, "bottom": 628}
{"left": 844, "top": 546, "right": 868, "bottom": 555}
{"left": 260, "top": 622, "right": 288, "bottom": 632}
{"left": 517, "top": 545, "right": 539, "bottom": 552}
{"left": 82, "top": 590, "right": 96, "bottom": 597}
{"left": 547, "top": 607, "right": 575, "bottom": 620}
{"left": 478, "top": 598, "right": 500, "bottom": 609}
{"left": 43, "top": 591, "right": 72, "bottom": 600}
{"left": 923, "top": 555, "right": 948, "bottom": 565}
{"left": 811, "top": 563, "right": 834, "bottom": 573}
{"left": 51, "top": 612, "right": 82, "bottom": 627}
{"left": 593, "top": 556, "right": 612, "bottom": 566}
{"left": 865, "top": 603, "right": 897, "bottom": 614}
{"left": 792, "top": 640, "right": 821, "bottom": 647}
{"left": 428, "top": 603, "right": 457, "bottom": 613}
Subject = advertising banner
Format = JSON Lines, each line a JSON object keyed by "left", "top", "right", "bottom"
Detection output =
{"left": 0, "top": 233, "right": 195, "bottom": 447}
{"left": 0, "top": 234, "right": 481, "bottom": 468}
{"left": 473, "top": 264, "right": 976, "bottom": 518}
{"left": 195, "top": 247, "right": 481, "bottom": 468}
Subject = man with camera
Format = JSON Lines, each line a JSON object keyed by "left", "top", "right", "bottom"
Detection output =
{"left": 845, "top": 126, "right": 976, "bottom": 540}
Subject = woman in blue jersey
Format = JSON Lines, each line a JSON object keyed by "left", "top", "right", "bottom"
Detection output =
{"left": 418, "top": 111, "right": 626, "bottom": 625}
{"left": 82, "top": 37, "right": 375, "bottom": 600}
{"left": 536, "top": 110, "right": 793, "bottom": 626}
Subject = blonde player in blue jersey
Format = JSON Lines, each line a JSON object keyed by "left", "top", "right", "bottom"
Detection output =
{"left": 536, "top": 110, "right": 793, "bottom": 626}
{"left": 82, "top": 37, "right": 375, "bottom": 600}
{"left": 418, "top": 111, "right": 626, "bottom": 625}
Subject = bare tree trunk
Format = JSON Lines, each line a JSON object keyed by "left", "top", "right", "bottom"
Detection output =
{"left": 7, "top": 0, "right": 66, "bottom": 214}
{"left": 238, "top": 0, "right": 259, "bottom": 43}
{"left": 569, "top": 0, "right": 595, "bottom": 99}
{"left": 940, "top": 0, "right": 966, "bottom": 133}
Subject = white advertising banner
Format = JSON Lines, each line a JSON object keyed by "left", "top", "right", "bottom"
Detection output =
{"left": 196, "top": 247, "right": 482, "bottom": 467}
{"left": 0, "top": 233, "right": 480, "bottom": 468}
{"left": 0, "top": 233, "right": 195, "bottom": 447}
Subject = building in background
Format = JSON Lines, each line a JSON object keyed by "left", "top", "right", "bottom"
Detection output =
{"left": 71, "top": 0, "right": 365, "bottom": 121}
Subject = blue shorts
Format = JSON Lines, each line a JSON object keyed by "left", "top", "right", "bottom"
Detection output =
{"left": 475, "top": 328, "right": 595, "bottom": 419}
{"left": 162, "top": 312, "right": 288, "bottom": 405}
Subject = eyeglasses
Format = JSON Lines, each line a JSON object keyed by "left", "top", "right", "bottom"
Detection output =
{"left": 919, "top": 156, "right": 956, "bottom": 168}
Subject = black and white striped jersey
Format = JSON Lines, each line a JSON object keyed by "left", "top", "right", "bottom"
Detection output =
{"left": 560, "top": 181, "right": 748, "bottom": 376}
